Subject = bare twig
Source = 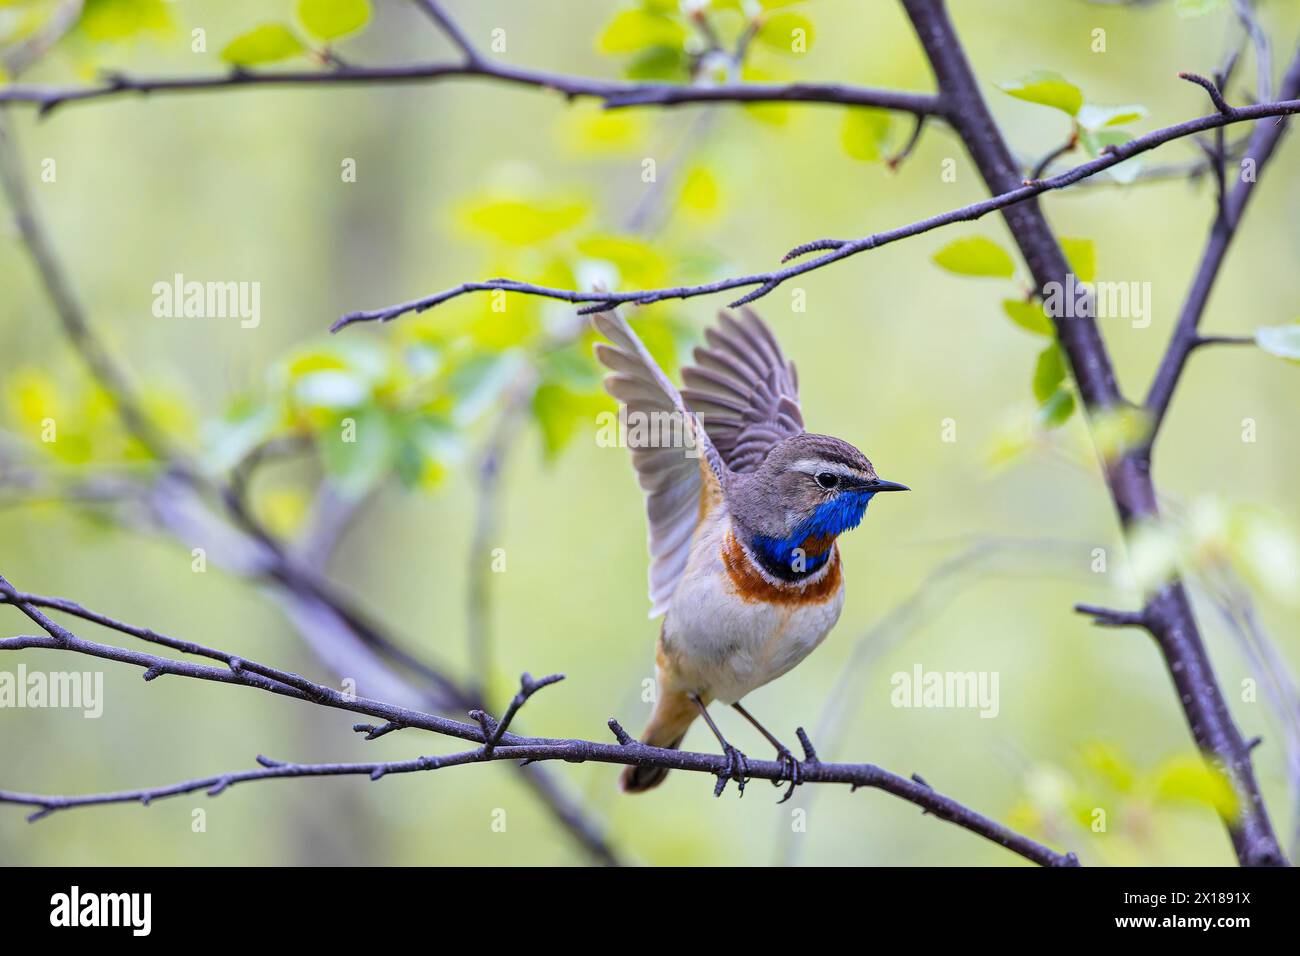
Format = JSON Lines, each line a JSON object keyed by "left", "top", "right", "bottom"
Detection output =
{"left": 1028, "top": 128, "right": 1078, "bottom": 182}
{"left": 1144, "top": 51, "right": 1300, "bottom": 444}
{"left": 0, "top": 61, "right": 943, "bottom": 118}
{"left": 1074, "top": 603, "right": 1149, "bottom": 630}
{"left": 412, "top": 0, "right": 482, "bottom": 64}
{"left": 886, "top": 115, "right": 928, "bottom": 170}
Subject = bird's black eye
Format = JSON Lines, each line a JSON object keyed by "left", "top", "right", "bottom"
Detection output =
{"left": 815, "top": 472, "right": 839, "bottom": 490}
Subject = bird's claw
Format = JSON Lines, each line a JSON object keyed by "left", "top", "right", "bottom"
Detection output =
{"left": 713, "top": 743, "right": 750, "bottom": 797}
{"left": 772, "top": 747, "right": 803, "bottom": 804}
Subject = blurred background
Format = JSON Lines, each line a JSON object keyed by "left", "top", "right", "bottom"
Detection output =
{"left": 1, "top": 0, "right": 1297, "bottom": 866}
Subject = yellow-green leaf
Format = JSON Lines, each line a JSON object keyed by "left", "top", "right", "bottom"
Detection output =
{"left": 1038, "top": 388, "right": 1075, "bottom": 429}
{"left": 1078, "top": 102, "right": 1147, "bottom": 131}
{"left": 932, "top": 236, "right": 1015, "bottom": 278}
{"left": 1032, "top": 343, "right": 1066, "bottom": 403}
{"left": 678, "top": 165, "right": 720, "bottom": 216}
{"left": 1060, "top": 237, "right": 1096, "bottom": 284}
{"left": 596, "top": 8, "right": 687, "bottom": 55}
{"left": 1002, "top": 298, "right": 1054, "bottom": 337}
{"left": 458, "top": 197, "right": 588, "bottom": 245}
{"left": 221, "top": 24, "right": 306, "bottom": 66}
{"left": 1080, "top": 743, "right": 1137, "bottom": 793}
{"left": 840, "top": 108, "right": 892, "bottom": 162}
{"left": 532, "top": 382, "right": 605, "bottom": 461}
{"left": 298, "top": 0, "right": 370, "bottom": 42}
{"left": 756, "top": 11, "right": 813, "bottom": 54}
{"left": 576, "top": 234, "right": 669, "bottom": 287}
{"left": 1149, "top": 754, "right": 1238, "bottom": 819}
{"left": 78, "top": 0, "right": 172, "bottom": 42}
{"left": 998, "top": 70, "right": 1083, "bottom": 116}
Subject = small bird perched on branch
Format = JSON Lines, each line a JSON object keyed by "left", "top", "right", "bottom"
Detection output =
{"left": 594, "top": 308, "right": 907, "bottom": 796}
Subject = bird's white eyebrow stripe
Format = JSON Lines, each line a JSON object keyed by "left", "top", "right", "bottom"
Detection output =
{"left": 788, "top": 458, "right": 868, "bottom": 478}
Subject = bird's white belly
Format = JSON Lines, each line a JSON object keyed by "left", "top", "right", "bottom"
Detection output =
{"left": 662, "top": 524, "right": 845, "bottom": 705}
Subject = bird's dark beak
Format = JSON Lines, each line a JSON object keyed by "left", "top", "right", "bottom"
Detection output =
{"left": 865, "top": 477, "right": 909, "bottom": 493}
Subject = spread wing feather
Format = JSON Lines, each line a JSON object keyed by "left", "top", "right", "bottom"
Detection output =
{"left": 680, "top": 309, "right": 804, "bottom": 473}
{"left": 592, "top": 310, "right": 725, "bottom": 618}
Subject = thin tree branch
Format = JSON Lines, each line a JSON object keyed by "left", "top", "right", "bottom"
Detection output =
{"left": 0, "top": 113, "right": 180, "bottom": 461}
{"left": 1143, "top": 50, "right": 1300, "bottom": 445}
{"left": 1074, "top": 603, "right": 1149, "bottom": 630}
{"left": 886, "top": 114, "right": 929, "bottom": 170}
{"left": 0, "top": 62, "right": 944, "bottom": 117}
{"left": 0, "top": 583, "right": 1077, "bottom": 866}
{"left": 331, "top": 93, "right": 1300, "bottom": 330}
{"left": 412, "top": 0, "right": 482, "bottom": 64}
{"left": 1233, "top": 0, "right": 1273, "bottom": 104}
{"left": 0, "top": 0, "right": 83, "bottom": 78}
{"left": 1028, "top": 128, "right": 1078, "bottom": 182}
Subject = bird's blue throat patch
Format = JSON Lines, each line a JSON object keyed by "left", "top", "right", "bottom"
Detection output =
{"left": 750, "top": 492, "right": 875, "bottom": 581}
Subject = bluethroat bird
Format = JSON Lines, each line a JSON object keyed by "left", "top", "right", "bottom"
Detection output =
{"left": 594, "top": 308, "right": 908, "bottom": 796}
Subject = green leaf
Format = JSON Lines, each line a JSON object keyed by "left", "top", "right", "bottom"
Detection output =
{"left": 293, "top": 369, "right": 369, "bottom": 409}
{"left": 1060, "top": 237, "right": 1096, "bottom": 284}
{"left": 623, "top": 45, "right": 688, "bottom": 81}
{"left": 298, "top": 0, "right": 370, "bottom": 42}
{"left": 1174, "top": 0, "right": 1227, "bottom": 17}
{"left": 1077, "top": 102, "right": 1147, "bottom": 131}
{"left": 596, "top": 8, "right": 687, "bottom": 55}
{"left": 202, "top": 401, "right": 280, "bottom": 474}
{"left": 576, "top": 233, "right": 670, "bottom": 287}
{"left": 221, "top": 24, "right": 306, "bottom": 66}
{"left": 459, "top": 196, "right": 588, "bottom": 245}
{"left": 998, "top": 70, "right": 1083, "bottom": 116}
{"left": 531, "top": 382, "right": 608, "bottom": 462}
{"left": 1080, "top": 743, "right": 1136, "bottom": 793}
{"left": 78, "top": 0, "right": 172, "bottom": 41}
{"left": 317, "top": 406, "right": 394, "bottom": 497}
{"left": 1149, "top": 754, "right": 1238, "bottom": 819}
{"left": 1080, "top": 128, "right": 1143, "bottom": 184}
{"left": 932, "top": 236, "right": 1016, "bottom": 278}
{"left": 1002, "top": 298, "right": 1054, "bottom": 337}
{"left": 1255, "top": 323, "right": 1300, "bottom": 362}
{"left": 1032, "top": 343, "right": 1066, "bottom": 403}
{"left": 840, "top": 108, "right": 892, "bottom": 162}
{"left": 756, "top": 11, "right": 814, "bottom": 54}
{"left": 447, "top": 352, "right": 524, "bottom": 427}
{"left": 1038, "top": 388, "right": 1075, "bottom": 429}
{"left": 392, "top": 415, "right": 458, "bottom": 490}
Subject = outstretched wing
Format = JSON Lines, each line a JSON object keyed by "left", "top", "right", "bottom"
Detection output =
{"left": 593, "top": 310, "right": 726, "bottom": 618}
{"left": 680, "top": 308, "right": 804, "bottom": 473}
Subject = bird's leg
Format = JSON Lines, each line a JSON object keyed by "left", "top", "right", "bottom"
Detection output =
{"left": 690, "top": 694, "right": 749, "bottom": 797}
{"left": 732, "top": 701, "right": 803, "bottom": 804}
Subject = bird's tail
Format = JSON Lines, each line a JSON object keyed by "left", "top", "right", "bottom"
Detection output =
{"left": 620, "top": 689, "right": 698, "bottom": 793}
